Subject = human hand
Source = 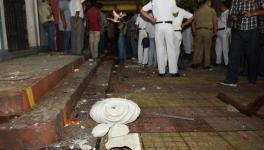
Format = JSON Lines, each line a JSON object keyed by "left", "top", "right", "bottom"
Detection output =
{"left": 231, "top": 15, "right": 238, "bottom": 21}
{"left": 173, "top": 12, "right": 179, "bottom": 17}
{"left": 243, "top": 11, "right": 252, "bottom": 17}
{"left": 151, "top": 17, "right": 156, "bottom": 25}
{"left": 63, "top": 22, "right": 67, "bottom": 30}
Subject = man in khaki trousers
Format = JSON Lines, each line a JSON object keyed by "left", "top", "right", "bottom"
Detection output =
{"left": 192, "top": 0, "right": 217, "bottom": 69}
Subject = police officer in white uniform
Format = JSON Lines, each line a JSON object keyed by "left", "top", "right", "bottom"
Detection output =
{"left": 141, "top": 0, "right": 179, "bottom": 76}
{"left": 136, "top": 15, "right": 148, "bottom": 65}
{"left": 215, "top": 2, "right": 230, "bottom": 66}
{"left": 172, "top": 7, "right": 194, "bottom": 74}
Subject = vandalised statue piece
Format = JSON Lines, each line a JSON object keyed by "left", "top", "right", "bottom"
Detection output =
{"left": 89, "top": 98, "right": 141, "bottom": 138}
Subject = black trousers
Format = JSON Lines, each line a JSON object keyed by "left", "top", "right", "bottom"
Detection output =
{"left": 259, "top": 33, "right": 264, "bottom": 76}
{"left": 226, "top": 29, "right": 259, "bottom": 83}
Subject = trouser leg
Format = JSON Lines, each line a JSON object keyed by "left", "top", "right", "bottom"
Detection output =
{"left": 203, "top": 30, "right": 213, "bottom": 67}
{"left": 63, "top": 31, "right": 71, "bottom": 52}
{"left": 193, "top": 30, "right": 204, "bottom": 65}
{"left": 245, "top": 30, "right": 258, "bottom": 82}
{"left": 259, "top": 33, "right": 264, "bottom": 76}
{"left": 174, "top": 32, "right": 182, "bottom": 73}
{"left": 165, "top": 25, "right": 177, "bottom": 74}
{"left": 93, "top": 31, "right": 100, "bottom": 58}
{"left": 148, "top": 38, "right": 155, "bottom": 66}
{"left": 215, "top": 33, "right": 222, "bottom": 64}
{"left": 138, "top": 30, "right": 146, "bottom": 64}
{"left": 89, "top": 31, "right": 94, "bottom": 58}
{"left": 76, "top": 19, "right": 84, "bottom": 55}
{"left": 155, "top": 25, "right": 166, "bottom": 74}
{"left": 222, "top": 31, "right": 230, "bottom": 65}
{"left": 226, "top": 30, "right": 244, "bottom": 83}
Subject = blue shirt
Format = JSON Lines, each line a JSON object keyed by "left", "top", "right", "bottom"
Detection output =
{"left": 59, "top": 0, "right": 71, "bottom": 31}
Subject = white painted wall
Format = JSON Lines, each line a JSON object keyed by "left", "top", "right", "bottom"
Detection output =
{"left": 0, "top": 0, "right": 8, "bottom": 50}
{"left": 25, "top": 0, "right": 40, "bottom": 48}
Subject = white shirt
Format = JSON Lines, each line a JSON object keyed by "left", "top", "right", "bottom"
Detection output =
{"left": 135, "top": 15, "right": 147, "bottom": 29}
{"left": 69, "top": 0, "right": 84, "bottom": 18}
{"left": 145, "top": 21, "right": 155, "bottom": 38}
{"left": 172, "top": 8, "right": 193, "bottom": 30}
{"left": 142, "top": 0, "right": 178, "bottom": 22}
{"left": 218, "top": 9, "right": 229, "bottom": 28}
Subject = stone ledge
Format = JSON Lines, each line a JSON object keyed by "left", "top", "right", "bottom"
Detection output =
{"left": 0, "top": 60, "right": 100, "bottom": 149}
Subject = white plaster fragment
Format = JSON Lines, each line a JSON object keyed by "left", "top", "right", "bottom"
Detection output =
{"left": 105, "top": 133, "right": 142, "bottom": 150}
{"left": 92, "top": 124, "right": 111, "bottom": 137}
{"left": 227, "top": 105, "right": 239, "bottom": 112}
{"left": 90, "top": 98, "right": 141, "bottom": 138}
{"left": 81, "top": 126, "right": 85, "bottom": 129}
{"left": 108, "top": 124, "right": 129, "bottom": 138}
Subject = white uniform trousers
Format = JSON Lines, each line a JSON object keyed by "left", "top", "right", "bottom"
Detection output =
{"left": 155, "top": 24, "right": 177, "bottom": 74}
{"left": 173, "top": 31, "right": 182, "bottom": 73}
{"left": 182, "top": 27, "right": 193, "bottom": 54}
{"left": 137, "top": 30, "right": 148, "bottom": 64}
{"left": 215, "top": 29, "right": 230, "bottom": 65}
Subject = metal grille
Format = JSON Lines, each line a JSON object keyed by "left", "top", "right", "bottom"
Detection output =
{"left": 3, "top": 0, "right": 29, "bottom": 51}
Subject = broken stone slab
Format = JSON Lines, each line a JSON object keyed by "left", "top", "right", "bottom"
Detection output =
{"left": 108, "top": 124, "right": 129, "bottom": 138}
{"left": 105, "top": 133, "right": 142, "bottom": 150}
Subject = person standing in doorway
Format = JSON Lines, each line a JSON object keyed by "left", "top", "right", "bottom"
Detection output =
{"left": 59, "top": 0, "right": 71, "bottom": 53}
{"left": 85, "top": 0, "right": 101, "bottom": 59}
{"left": 192, "top": 0, "right": 218, "bottom": 69}
{"left": 69, "top": 0, "right": 85, "bottom": 55}
{"left": 141, "top": 0, "right": 179, "bottom": 77}
{"left": 215, "top": 1, "right": 230, "bottom": 66}
{"left": 38, "top": 0, "right": 55, "bottom": 54}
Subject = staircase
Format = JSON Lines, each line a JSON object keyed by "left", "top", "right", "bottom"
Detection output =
{"left": 0, "top": 53, "right": 104, "bottom": 149}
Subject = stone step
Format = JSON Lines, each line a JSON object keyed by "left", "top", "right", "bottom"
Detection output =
{"left": 44, "top": 60, "right": 114, "bottom": 149}
{"left": 0, "top": 59, "right": 100, "bottom": 149}
{"left": 0, "top": 54, "right": 85, "bottom": 119}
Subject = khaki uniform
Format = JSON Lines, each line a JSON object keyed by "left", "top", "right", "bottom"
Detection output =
{"left": 193, "top": 5, "right": 217, "bottom": 67}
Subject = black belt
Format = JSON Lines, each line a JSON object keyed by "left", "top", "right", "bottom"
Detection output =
{"left": 196, "top": 27, "right": 213, "bottom": 30}
{"left": 218, "top": 27, "right": 226, "bottom": 31}
{"left": 138, "top": 28, "right": 145, "bottom": 30}
{"left": 174, "top": 30, "right": 182, "bottom": 32}
{"left": 156, "top": 21, "right": 172, "bottom": 24}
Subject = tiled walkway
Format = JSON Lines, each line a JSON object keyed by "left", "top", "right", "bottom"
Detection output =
{"left": 107, "top": 61, "right": 264, "bottom": 149}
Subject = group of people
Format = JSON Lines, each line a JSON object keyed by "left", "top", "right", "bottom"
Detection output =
{"left": 38, "top": 0, "right": 109, "bottom": 57}
{"left": 38, "top": 0, "right": 264, "bottom": 86}
{"left": 140, "top": 0, "right": 264, "bottom": 86}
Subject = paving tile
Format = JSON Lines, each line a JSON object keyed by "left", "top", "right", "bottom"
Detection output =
{"left": 141, "top": 133, "right": 189, "bottom": 150}
{"left": 180, "top": 132, "right": 233, "bottom": 150}
{"left": 219, "top": 131, "right": 264, "bottom": 150}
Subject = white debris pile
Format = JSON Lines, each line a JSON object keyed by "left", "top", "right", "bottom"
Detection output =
{"left": 90, "top": 98, "right": 141, "bottom": 149}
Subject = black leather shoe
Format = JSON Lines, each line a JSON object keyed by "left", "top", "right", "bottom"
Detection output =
{"left": 158, "top": 73, "right": 166, "bottom": 77}
{"left": 171, "top": 73, "right": 181, "bottom": 77}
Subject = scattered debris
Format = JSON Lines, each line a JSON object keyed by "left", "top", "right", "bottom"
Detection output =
{"left": 81, "top": 126, "right": 86, "bottom": 129}
{"left": 154, "top": 113, "right": 195, "bottom": 121}
{"left": 114, "top": 65, "right": 119, "bottom": 68}
{"left": 156, "top": 86, "right": 161, "bottom": 90}
{"left": 227, "top": 105, "right": 239, "bottom": 112}
{"left": 141, "top": 87, "right": 146, "bottom": 91}
{"left": 88, "top": 59, "right": 94, "bottom": 62}
{"left": 74, "top": 69, "right": 79, "bottom": 72}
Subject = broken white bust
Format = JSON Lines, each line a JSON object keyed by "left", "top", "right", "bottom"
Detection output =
{"left": 89, "top": 98, "right": 141, "bottom": 138}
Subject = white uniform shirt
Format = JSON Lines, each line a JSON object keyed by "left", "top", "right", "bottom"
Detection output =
{"left": 142, "top": 0, "right": 178, "bottom": 22}
{"left": 135, "top": 15, "right": 147, "bottom": 29}
{"left": 69, "top": 0, "right": 84, "bottom": 18}
{"left": 145, "top": 21, "right": 155, "bottom": 38}
{"left": 172, "top": 8, "right": 193, "bottom": 30}
{"left": 218, "top": 9, "right": 229, "bottom": 28}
